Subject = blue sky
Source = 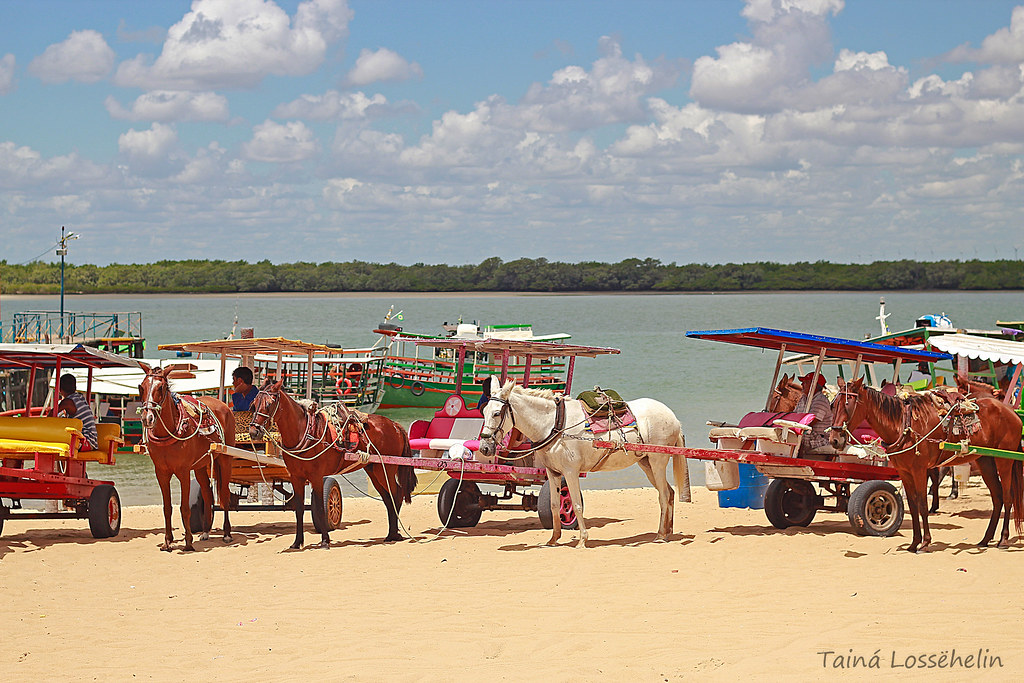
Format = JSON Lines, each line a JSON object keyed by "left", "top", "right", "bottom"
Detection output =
{"left": 2, "top": 0, "right": 1024, "bottom": 267}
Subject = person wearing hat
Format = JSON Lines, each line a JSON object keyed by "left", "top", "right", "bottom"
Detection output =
{"left": 796, "top": 371, "right": 834, "bottom": 456}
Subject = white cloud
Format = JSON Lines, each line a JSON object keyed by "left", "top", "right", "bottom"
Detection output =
{"left": 28, "top": 30, "right": 115, "bottom": 84}
{"left": 945, "top": 6, "right": 1024, "bottom": 64}
{"left": 0, "top": 141, "right": 108, "bottom": 189}
{"left": 272, "top": 90, "right": 392, "bottom": 120}
{"left": 117, "top": 123, "right": 180, "bottom": 176}
{"left": 0, "top": 54, "right": 15, "bottom": 94}
{"left": 242, "top": 120, "right": 318, "bottom": 162}
{"left": 114, "top": 0, "right": 352, "bottom": 91}
{"left": 345, "top": 48, "right": 422, "bottom": 86}
{"left": 105, "top": 91, "right": 230, "bottom": 122}
{"left": 742, "top": 0, "right": 844, "bottom": 23}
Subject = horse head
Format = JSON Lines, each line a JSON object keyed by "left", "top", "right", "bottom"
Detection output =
{"left": 769, "top": 373, "right": 802, "bottom": 412}
{"left": 249, "top": 378, "right": 283, "bottom": 440}
{"left": 137, "top": 363, "right": 169, "bottom": 430}
{"left": 477, "top": 377, "right": 516, "bottom": 458}
{"left": 829, "top": 376, "right": 866, "bottom": 450}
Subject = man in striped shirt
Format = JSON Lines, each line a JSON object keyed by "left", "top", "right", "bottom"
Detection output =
{"left": 55, "top": 373, "right": 99, "bottom": 450}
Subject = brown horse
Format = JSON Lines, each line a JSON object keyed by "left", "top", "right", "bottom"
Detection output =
{"left": 831, "top": 376, "right": 1023, "bottom": 551}
{"left": 248, "top": 379, "right": 418, "bottom": 549}
{"left": 768, "top": 373, "right": 803, "bottom": 412}
{"left": 138, "top": 364, "right": 236, "bottom": 551}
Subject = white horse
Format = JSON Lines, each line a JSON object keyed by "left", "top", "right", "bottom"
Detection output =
{"left": 477, "top": 377, "right": 690, "bottom": 547}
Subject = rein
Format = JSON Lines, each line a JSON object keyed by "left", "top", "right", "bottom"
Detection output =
{"left": 252, "top": 388, "right": 366, "bottom": 463}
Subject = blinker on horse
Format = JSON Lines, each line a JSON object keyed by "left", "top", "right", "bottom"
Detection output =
{"left": 138, "top": 364, "right": 236, "bottom": 552}
{"left": 248, "top": 379, "right": 418, "bottom": 549}
{"left": 477, "top": 376, "right": 689, "bottom": 548}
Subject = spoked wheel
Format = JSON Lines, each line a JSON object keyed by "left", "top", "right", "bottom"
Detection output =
{"left": 538, "top": 478, "right": 581, "bottom": 530}
{"left": 848, "top": 481, "right": 904, "bottom": 537}
{"left": 763, "top": 478, "right": 817, "bottom": 529}
{"left": 88, "top": 485, "right": 122, "bottom": 539}
{"left": 323, "top": 476, "right": 344, "bottom": 530}
{"left": 437, "top": 478, "right": 483, "bottom": 528}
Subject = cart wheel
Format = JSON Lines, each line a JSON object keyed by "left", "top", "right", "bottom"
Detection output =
{"left": 538, "top": 479, "right": 581, "bottom": 530}
{"left": 763, "top": 478, "right": 817, "bottom": 529}
{"left": 848, "top": 481, "right": 904, "bottom": 537}
{"left": 323, "top": 476, "right": 344, "bottom": 530}
{"left": 188, "top": 480, "right": 206, "bottom": 533}
{"left": 88, "top": 485, "right": 121, "bottom": 539}
{"left": 437, "top": 479, "right": 482, "bottom": 528}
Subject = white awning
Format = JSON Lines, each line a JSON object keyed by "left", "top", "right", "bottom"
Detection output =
{"left": 55, "top": 358, "right": 240, "bottom": 396}
{"left": 927, "top": 334, "right": 1024, "bottom": 366}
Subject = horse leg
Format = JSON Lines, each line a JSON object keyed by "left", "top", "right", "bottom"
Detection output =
{"left": 178, "top": 469, "right": 196, "bottom": 551}
{"left": 637, "top": 456, "right": 674, "bottom": 540}
{"left": 995, "top": 459, "right": 1015, "bottom": 549}
{"left": 309, "top": 476, "right": 330, "bottom": 549}
{"left": 213, "top": 455, "right": 233, "bottom": 543}
{"left": 155, "top": 466, "right": 175, "bottom": 551}
{"left": 560, "top": 471, "right": 588, "bottom": 548}
{"left": 289, "top": 477, "right": 305, "bottom": 549}
{"left": 898, "top": 470, "right": 924, "bottom": 553}
{"left": 976, "top": 456, "right": 1002, "bottom": 547}
{"left": 194, "top": 467, "right": 214, "bottom": 542}
{"left": 366, "top": 464, "right": 404, "bottom": 542}
{"left": 544, "top": 469, "right": 563, "bottom": 546}
{"left": 911, "top": 467, "right": 934, "bottom": 552}
{"left": 928, "top": 468, "right": 941, "bottom": 514}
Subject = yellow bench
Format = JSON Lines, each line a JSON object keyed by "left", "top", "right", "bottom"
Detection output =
{"left": 0, "top": 417, "right": 123, "bottom": 465}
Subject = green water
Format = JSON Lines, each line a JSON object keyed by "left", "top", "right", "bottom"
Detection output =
{"left": 3, "top": 290, "right": 1021, "bottom": 503}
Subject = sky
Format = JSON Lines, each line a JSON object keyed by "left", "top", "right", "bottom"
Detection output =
{"left": 2, "top": 0, "right": 1024, "bottom": 267}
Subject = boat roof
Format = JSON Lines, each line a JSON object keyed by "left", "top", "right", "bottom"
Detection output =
{"left": 0, "top": 343, "right": 142, "bottom": 370}
{"left": 58, "top": 358, "right": 241, "bottom": 396}
{"left": 685, "top": 327, "right": 951, "bottom": 363}
{"left": 870, "top": 325, "right": 1012, "bottom": 348}
{"left": 404, "top": 337, "right": 620, "bottom": 358}
{"left": 926, "top": 333, "right": 1024, "bottom": 365}
{"left": 159, "top": 337, "right": 380, "bottom": 359}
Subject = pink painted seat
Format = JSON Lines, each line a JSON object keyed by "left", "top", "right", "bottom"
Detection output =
{"left": 408, "top": 394, "right": 484, "bottom": 453}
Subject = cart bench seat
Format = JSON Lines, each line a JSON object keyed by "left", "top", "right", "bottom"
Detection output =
{"left": 408, "top": 395, "right": 484, "bottom": 453}
{"left": 708, "top": 411, "right": 815, "bottom": 441}
{"left": 0, "top": 417, "right": 122, "bottom": 464}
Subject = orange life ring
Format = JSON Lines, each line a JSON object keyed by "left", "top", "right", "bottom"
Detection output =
{"left": 336, "top": 377, "right": 353, "bottom": 397}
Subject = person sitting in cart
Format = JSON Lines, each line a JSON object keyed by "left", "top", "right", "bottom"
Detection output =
{"left": 53, "top": 373, "right": 99, "bottom": 450}
{"left": 231, "top": 367, "right": 258, "bottom": 411}
{"left": 796, "top": 372, "right": 834, "bottom": 457}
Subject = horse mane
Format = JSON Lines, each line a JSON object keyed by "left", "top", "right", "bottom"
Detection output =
{"left": 861, "top": 384, "right": 906, "bottom": 424}
{"left": 513, "top": 385, "right": 560, "bottom": 401}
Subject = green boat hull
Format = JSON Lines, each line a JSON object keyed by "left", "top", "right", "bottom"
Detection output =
{"left": 379, "top": 376, "right": 565, "bottom": 409}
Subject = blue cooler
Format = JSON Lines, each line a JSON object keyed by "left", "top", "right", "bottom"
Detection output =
{"left": 717, "top": 464, "right": 769, "bottom": 509}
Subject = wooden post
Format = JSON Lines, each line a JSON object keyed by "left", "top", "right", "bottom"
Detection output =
{"left": 765, "top": 344, "right": 786, "bottom": 410}
{"left": 522, "top": 354, "right": 533, "bottom": 387}
{"left": 565, "top": 356, "right": 576, "bottom": 396}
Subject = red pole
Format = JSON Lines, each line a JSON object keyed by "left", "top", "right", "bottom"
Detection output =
{"left": 565, "top": 356, "right": 576, "bottom": 396}
{"left": 25, "top": 365, "right": 37, "bottom": 416}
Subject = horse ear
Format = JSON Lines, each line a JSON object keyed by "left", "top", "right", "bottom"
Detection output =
{"left": 138, "top": 360, "right": 152, "bottom": 373}
{"left": 481, "top": 376, "right": 492, "bottom": 401}
{"left": 501, "top": 379, "right": 516, "bottom": 395}
{"left": 273, "top": 378, "right": 284, "bottom": 390}
{"left": 837, "top": 376, "right": 846, "bottom": 388}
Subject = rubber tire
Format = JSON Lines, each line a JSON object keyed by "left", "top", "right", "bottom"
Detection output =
{"left": 410, "top": 381, "right": 426, "bottom": 396}
{"left": 323, "top": 476, "right": 343, "bottom": 530}
{"left": 88, "top": 484, "right": 121, "bottom": 539}
{"left": 848, "top": 480, "right": 904, "bottom": 537}
{"left": 538, "top": 479, "right": 581, "bottom": 530}
{"left": 763, "top": 478, "right": 817, "bottom": 529}
{"left": 188, "top": 479, "right": 206, "bottom": 533}
{"left": 437, "top": 478, "right": 483, "bottom": 528}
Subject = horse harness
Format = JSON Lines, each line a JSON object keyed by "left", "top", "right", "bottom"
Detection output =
{"left": 142, "top": 391, "right": 225, "bottom": 447}
{"left": 252, "top": 388, "right": 368, "bottom": 465}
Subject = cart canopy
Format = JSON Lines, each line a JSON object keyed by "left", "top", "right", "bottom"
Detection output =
{"left": 0, "top": 343, "right": 142, "bottom": 370}
{"left": 926, "top": 333, "right": 1024, "bottom": 366}
{"left": 685, "top": 327, "right": 951, "bottom": 364}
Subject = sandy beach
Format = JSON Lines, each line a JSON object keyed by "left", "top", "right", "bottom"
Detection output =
{"left": 2, "top": 483, "right": 1022, "bottom": 681}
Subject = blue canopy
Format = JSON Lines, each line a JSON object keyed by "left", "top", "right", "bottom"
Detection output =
{"left": 686, "top": 327, "right": 951, "bottom": 364}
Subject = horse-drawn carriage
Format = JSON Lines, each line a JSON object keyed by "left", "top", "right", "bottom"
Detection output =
{"left": 594, "top": 328, "right": 955, "bottom": 538}
{"left": 0, "top": 343, "right": 137, "bottom": 538}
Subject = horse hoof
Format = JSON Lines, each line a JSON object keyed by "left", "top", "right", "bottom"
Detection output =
{"left": 183, "top": 545, "right": 195, "bottom": 552}
{"left": 200, "top": 532, "right": 210, "bottom": 541}
{"left": 160, "top": 544, "right": 173, "bottom": 552}
{"left": 320, "top": 541, "right": 331, "bottom": 549}
{"left": 384, "top": 534, "right": 403, "bottom": 542}
{"left": 290, "top": 542, "right": 302, "bottom": 550}
{"left": 222, "top": 535, "right": 233, "bottom": 544}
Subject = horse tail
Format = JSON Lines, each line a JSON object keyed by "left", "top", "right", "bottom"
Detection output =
{"left": 672, "top": 428, "right": 691, "bottom": 503}
{"left": 397, "top": 423, "right": 417, "bottom": 503}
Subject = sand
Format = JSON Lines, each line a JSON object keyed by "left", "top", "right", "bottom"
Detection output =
{"left": 1, "top": 482, "right": 1022, "bottom": 681}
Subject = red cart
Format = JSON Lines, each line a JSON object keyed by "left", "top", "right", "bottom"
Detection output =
{"left": 0, "top": 343, "right": 139, "bottom": 538}
{"left": 595, "top": 328, "right": 953, "bottom": 537}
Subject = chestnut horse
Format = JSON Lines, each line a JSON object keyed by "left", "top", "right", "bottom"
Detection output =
{"left": 138, "top": 364, "right": 236, "bottom": 551}
{"left": 831, "top": 376, "right": 1023, "bottom": 551}
{"left": 248, "top": 379, "right": 418, "bottom": 549}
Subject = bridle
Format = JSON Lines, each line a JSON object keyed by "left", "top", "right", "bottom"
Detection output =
{"left": 479, "top": 396, "right": 514, "bottom": 447}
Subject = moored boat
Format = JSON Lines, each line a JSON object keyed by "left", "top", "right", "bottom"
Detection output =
{"left": 374, "top": 316, "right": 572, "bottom": 409}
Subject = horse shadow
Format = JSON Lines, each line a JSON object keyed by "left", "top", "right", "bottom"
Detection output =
{"left": 419, "top": 514, "right": 620, "bottom": 541}
{"left": 0, "top": 525, "right": 155, "bottom": 558}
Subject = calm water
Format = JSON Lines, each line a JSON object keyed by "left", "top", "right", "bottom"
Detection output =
{"left": 3, "top": 290, "right": 1021, "bottom": 504}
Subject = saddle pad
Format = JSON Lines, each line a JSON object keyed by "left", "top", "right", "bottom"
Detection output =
{"left": 585, "top": 406, "right": 637, "bottom": 434}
